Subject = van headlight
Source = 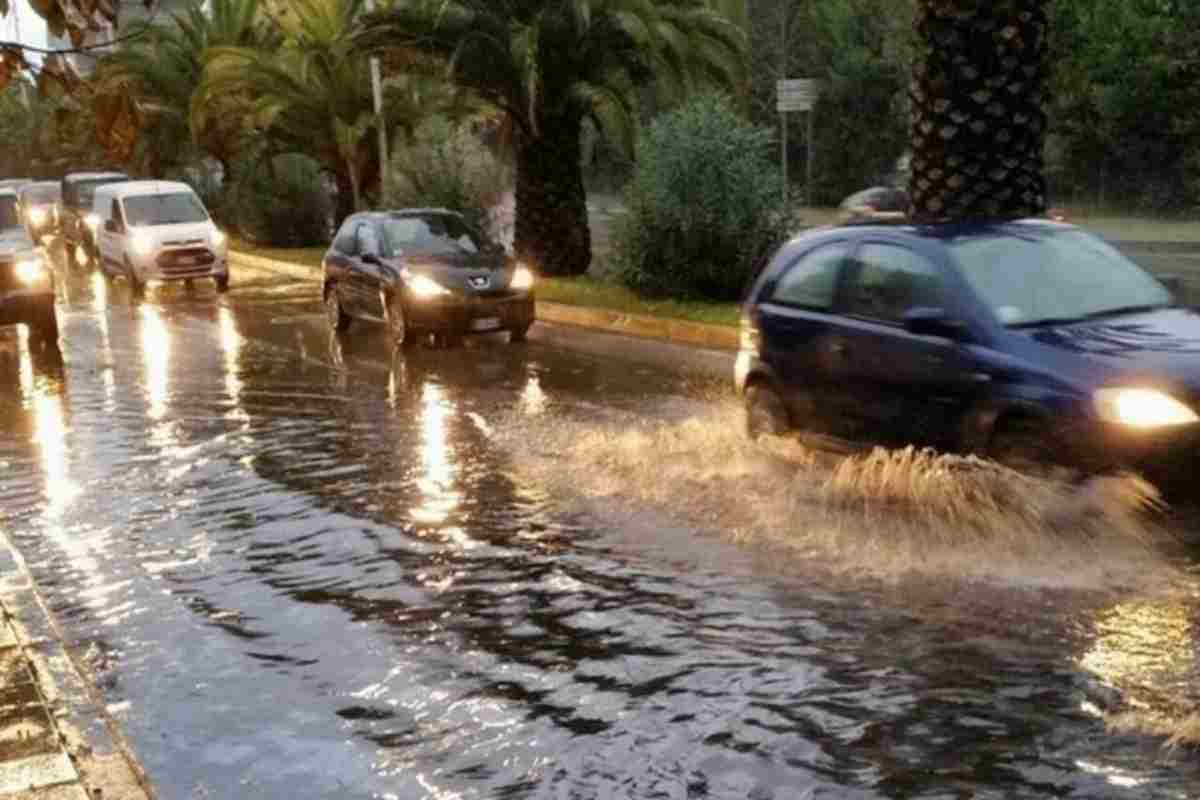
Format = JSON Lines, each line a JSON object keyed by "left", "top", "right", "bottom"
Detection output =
{"left": 1094, "top": 387, "right": 1199, "bottom": 429}
{"left": 510, "top": 265, "right": 535, "bottom": 291}
{"left": 14, "top": 257, "right": 47, "bottom": 285}
{"left": 211, "top": 228, "right": 227, "bottom": 249}
{"left": 130, "top": 230, "right": 155, "bottom": 257}
{"left": 84, "top": 213, "right": 101, "bottom": 232}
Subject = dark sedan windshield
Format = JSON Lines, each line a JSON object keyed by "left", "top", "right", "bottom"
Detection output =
{"left": 949, "top": 228, "right": 1172, "bottom": 327}
{"left": 123, "top": 193, "right": 209, "bottom": 226}
{"left": 64, "top": 178, "right": 127, "bottom": 209}
{"left": 381, "top": 215, "right": 484, "bottom": 257}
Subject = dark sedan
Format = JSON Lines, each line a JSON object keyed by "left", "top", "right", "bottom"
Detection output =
{"left": 0, "top": 190, "right": 57, "bottom": 342}
{"left": 737, "top": 217, "right": 1200, "bottom": 478}
{"left": 322, "top": 209, "right": 535, "bottom": 347}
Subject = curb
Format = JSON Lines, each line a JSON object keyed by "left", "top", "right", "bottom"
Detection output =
{"left": 229, "top": 251, "right": 740, "bottom": 352}
{"left": 0, "top": 533, "right": 155, "bottom": 799}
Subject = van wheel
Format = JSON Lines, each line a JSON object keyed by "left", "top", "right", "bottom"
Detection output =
{"left": 745, "top": 383, "right": 789, "bottom": 438}
{"left": 324, "top": 285, "right": 350, "bottom": 332}
{"left": 215, "top": 274, "right": 230, "bottom": 293}
{"left": 29, "top": 303, "right": 58, "bottom": 344}
{"left": 126, "top": 259, "right": 145, "bottom": 297}
{"left": 509, "top": 323, "right": 532, "bottom": 343}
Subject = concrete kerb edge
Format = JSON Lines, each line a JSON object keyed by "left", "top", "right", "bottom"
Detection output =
{"left": 0, "top": 530, "right": 156, "bottom": 800}
{"left": 228, "top": 251, "right": 740, "bottom": 351}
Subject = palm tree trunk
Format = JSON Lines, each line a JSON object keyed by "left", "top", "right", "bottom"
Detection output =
{"left": 333, "top": 170, "right": 356, "bottom": 226}
{"left": 514, "top": 115, "right": 591, "bottom": 277}
{"left": 910, "top": 0, "right": 1048, "bottom": 221}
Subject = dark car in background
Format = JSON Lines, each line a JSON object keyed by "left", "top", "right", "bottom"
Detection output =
{"left": 17, "top": 181, "right": 62, "bottom": 242}
{"left": 322, "top": 209, "right": 536, "bottom": 347}
{"left": 737, "top": 217, "right": 1200, "bottom": 479}
{"left": 0, "top": 189, "right": 57, "bottom": 342}
{"left": 60, "top": 170, "right": 130, "bottom": 270}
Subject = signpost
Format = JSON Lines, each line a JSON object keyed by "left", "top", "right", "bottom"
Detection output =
{"left": 777, "top": 79, "right": 820, "bottom": 203}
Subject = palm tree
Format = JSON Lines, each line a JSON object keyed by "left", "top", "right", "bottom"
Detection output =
{"left": 908, "top": 1, "right": 1048, "bottom": 221}
{"left": 195, "top": 0, "right": 461, "bottom": 222}
{"left": 93, "top": 0, "right": 274, "bottom": 176}
{"left": 353, "top": 0, "right": 744, "bottom": 277}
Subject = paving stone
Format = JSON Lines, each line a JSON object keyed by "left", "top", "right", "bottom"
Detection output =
{"left": 20, "top": 783, "right": 89, "bottom": 799}
{"left": 0, "top": 752, "right": 76, "bottom": 795}
{"left": 0, "top": 551, "right": 17, "bottom": 579}
{"left": 0, "top": 650, "right": 33, "bottom": 689}
{"left": 0, "top": 706, "right": 58, "bottom": 762}
{"left": 0, "top": 594, "right": 53, "bottom": 647}
{"left": 0, "top": 685, "right": 40, "bottom": 716}
{"left": 26, "top": 643, "right": 91, "bottom": 717}
{"left": 0, "top": 627, "right": 15, "bottom": 652}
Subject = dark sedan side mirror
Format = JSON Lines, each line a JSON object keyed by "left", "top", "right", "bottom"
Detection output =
{"left": 104, "top": 219, "right": 120, "bottom": 234}
{"left": 361, "top": 251, "right": 381, "bottom": 265}
{"left": 1160, "top": 274, "right": 1184, "bottom": 299}
{"left": 903, "top": 307, "right": 966, "bottom": 340}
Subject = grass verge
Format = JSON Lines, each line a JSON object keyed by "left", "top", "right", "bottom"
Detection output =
{"left": 230, "top": 238, "right": 740, "bottom": 328}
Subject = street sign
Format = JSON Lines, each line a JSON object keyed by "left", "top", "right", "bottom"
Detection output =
{"left": 776, "top": 79, "right": 819, "bottom": 113}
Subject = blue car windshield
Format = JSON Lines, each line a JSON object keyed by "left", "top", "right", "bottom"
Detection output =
{"left": 948, "top": 228, "right": 1172, "bottom": 327}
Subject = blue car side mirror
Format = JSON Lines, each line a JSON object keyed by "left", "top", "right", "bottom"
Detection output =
{"left": 1160, "top": 274, "right": 1184, "bottom": 299}
{"left": 903, "top": 307, "right": 966, "bottom": 340}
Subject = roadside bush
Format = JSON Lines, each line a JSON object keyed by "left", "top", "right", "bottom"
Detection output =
{"left": 386, "top": 116, "right": 510, "bottom": 241}
{"left": 220, "top": 154, "right": 333, "bottom": 247}
{"left": 613, "top": 95, "right": 790, "bottom": 300}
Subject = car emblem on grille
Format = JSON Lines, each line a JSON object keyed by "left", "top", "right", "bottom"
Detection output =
{"left": 469, "top": 276, "right": 490, "bottom": 289}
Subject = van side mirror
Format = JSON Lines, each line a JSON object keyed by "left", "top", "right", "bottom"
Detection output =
{"left": 903, "top": 307, "right": 966, "bottom": 340}
{"left": 1161, "top": 274, "right": 1184, "bottom": 299}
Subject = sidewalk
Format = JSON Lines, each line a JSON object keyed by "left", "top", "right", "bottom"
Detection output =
{"left": 0, "top": 537, "right": 153, "bottom": 799}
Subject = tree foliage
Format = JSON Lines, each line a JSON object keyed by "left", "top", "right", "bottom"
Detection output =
{"left": 613, "top": 94, "right": 787, "bottom": 300}
{"left": 354, "top": 0, "right": 745, "bottom": 276}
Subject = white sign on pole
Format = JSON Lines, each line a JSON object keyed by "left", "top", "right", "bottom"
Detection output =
{"left": 776, "top": 79, "right": 819, "bottom": 113}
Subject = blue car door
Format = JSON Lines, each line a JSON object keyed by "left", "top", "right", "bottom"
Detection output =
{"left": 754, "top": 238, "right": 859, "bottom": 438}
{"left": 833, "top": 238, "right": 990, "bottom": 449}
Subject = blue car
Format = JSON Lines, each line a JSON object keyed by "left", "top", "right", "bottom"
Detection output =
{"left": 736, "top": 218, "right": 1200, "bottom": 476}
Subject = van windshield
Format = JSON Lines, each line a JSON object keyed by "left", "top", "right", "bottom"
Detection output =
{"left": 64, "top": 177, "right": 126, "bottom": 209}
{"left": 123, "top": 193, "right": 209, "bottom": 227}
{"left": 0, "top": 196, "right": 19, "bottom": 232}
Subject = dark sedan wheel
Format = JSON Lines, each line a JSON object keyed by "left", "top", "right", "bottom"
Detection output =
{"left": 988, "top": 417, "right": 1080, "bottom": 481}
{"left": 509, "top": 322, "right": 532, "bottom": 343}
{"left": 745, "top": 383, "right": 789, "bottom": 438}
{"left": 215, "top": 274, "right": 230, "bottom": 293}
{"left": 325, "top": 286, "right": 350, "bottom": 332}
{"left": 385, "top": 293, "right": 415, "bottom": 348}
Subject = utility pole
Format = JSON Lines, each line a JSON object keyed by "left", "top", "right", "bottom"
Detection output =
{"left": 779, "top": 4, "right": 788, "bottom": 205}
{"left": 365, "top": 0, "right": 388, "bottom": 202}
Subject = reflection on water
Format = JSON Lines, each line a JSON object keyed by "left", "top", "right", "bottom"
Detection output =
{"left": 17, "top": 331, "right": 77, "bottom": 517}
{"left": 140, "top": 305, "right": 170, "bottom": 421}
{"left": 412, "top": 381, "right": 461, "bottom": 526}
{"left": 1079, "top": 600, "right": 1197, "bottom": 702}
{"left": 218, "top": 305, "right": 246, "bottom": 422}
{"left": 91, "top": 273, "right": 117, "bottom": 411}
{"left": 521, "top": 366, "right": 547, "bottom": 416}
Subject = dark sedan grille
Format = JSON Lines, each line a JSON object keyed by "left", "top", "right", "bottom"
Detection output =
{"left": 157, "top": 247, "right": 215, "bottom": 275}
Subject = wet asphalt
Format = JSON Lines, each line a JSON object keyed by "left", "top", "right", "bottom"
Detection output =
{"left": 0, "top": 255, "right": 1199, "bottom": 799}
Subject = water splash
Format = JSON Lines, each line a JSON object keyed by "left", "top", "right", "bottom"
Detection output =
{"left": 497, "top": 402, "right": 1176, "bottom": 588}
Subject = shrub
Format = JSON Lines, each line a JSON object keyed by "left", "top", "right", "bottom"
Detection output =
{"left": 613, "top": 95, "right": 790, "bottom": 301}
{"left": 386, "top": 116, "right": 511, "bottom": 242}
{"left": 217, "top": 154, "right": 333, "bottom": 247}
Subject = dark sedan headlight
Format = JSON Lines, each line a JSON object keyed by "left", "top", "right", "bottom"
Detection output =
{"left": 14, "top": 256, "right": 49, "bottom": 286}
{"left": 510, "top": 265, "right": 535, "bottom": 291}
{"left": 402, "top": 268, "right": 450, "bottom": 299}
{"left": 1093, "top": 387, "right": 1199, "bottom": 429}
{"left": 27, "top": 207, "right": 48, "bottom": 226}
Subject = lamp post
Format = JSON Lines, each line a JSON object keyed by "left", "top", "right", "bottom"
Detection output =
{"left": 364, "top": 0, "right": 388, "bottom": 200}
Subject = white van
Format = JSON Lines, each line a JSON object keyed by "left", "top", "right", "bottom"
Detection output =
{"left": 92, "top": 181, "right": 229, "bottom": 293}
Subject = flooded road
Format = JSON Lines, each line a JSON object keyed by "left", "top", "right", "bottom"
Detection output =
{"left": 1, "top": 263, "right": 1199, "bottom": 798}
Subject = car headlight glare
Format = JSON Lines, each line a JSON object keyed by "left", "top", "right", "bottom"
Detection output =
{"left": 1094, "top": 387, "right": 1199, "bottom": 429}
{"left": 510, "top": 265, "right": 535, "bottom": 291}
{"left": 28, "top": 208, "right": 46, "bottom": 225}
{"left": 84, "top": 213, "right": 100, "bottom": 232}
{"left": 211, "top": 228, "right": 227, "bottom": 248}
{"left": 14, "top": 257, "right": 46, "bottom": 285}
{"left": 130, "top": 230, "right": 155, "bottom": 257}
{"left": 403, "top": 269, "right": 449, "bottom": 299}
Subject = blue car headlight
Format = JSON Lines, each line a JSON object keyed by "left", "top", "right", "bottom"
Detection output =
{"left": 1093, "top": 387, "right": 1199, "bottom": 429}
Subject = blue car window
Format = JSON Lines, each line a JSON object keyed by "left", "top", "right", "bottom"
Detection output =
{"left": 846, "top": 244, "right": 942, "bottom": 323}
{"left": 771, "top": 243, "right": 846, "bottom": 310}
